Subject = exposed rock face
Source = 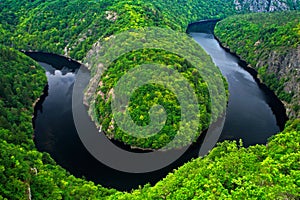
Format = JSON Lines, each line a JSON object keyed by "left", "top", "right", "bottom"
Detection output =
{"left": 105, "top": 11, "right": 118, "bottom": 21}
{"left": 234, "top": 0, "right": 296, "bottom": 12}
{"left": 257, "top": 46, "right": 300, "bottom": 117}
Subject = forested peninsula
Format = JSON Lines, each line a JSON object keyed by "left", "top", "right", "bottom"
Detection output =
{"left": 0, "top": 0, "right": 299, "bottom": 199}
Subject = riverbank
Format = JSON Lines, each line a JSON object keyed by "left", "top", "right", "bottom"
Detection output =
{"left": 191, "top": 32, "right": 285, "bottom": 145}
{"left": 214, "top": 11, "right": 300, "bottom": 119}
{"left": 213, "top": 35, "right": 288, "bottom": 130}
{"left": 30, "top": 52, "right": 224, "bottom": 189}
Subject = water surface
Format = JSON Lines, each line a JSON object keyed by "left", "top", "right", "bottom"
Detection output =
{"left": 191, "top": 33, "right": 286, "bottom": 146}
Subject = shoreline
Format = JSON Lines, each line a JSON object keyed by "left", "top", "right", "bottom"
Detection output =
{"left": 213, "top": 34, "right": 288, "bottom": 130}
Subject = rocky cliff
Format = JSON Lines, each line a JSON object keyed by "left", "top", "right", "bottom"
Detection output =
{"left": 234, "top": 0, "right": 299, "bottom": 12}
{"left": 257, "top": 46, "right": 300, "bottom": 117}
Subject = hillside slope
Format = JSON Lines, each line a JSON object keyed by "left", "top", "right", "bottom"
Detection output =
{"left": 0, "top": 0, "right": 298, "bottom": 60}
{"left": 215, "top": 11, "right": 300, "bottom": 117}
{"left": 109, "top": 121, "right": 300, "bottom": 199}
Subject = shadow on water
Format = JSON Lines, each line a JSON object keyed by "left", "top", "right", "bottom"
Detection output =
{"left": 186, "top": 19, "right": 221, "bottom": 34}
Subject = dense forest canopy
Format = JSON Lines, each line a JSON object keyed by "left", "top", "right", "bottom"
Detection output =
{"left": 92, "top": 48, "right": 224, "bottom": 149}
{"left": 0, "top": 0, "right": 299, "bottom": 199}
{"left": 109, "top": 121, "right": 300, "bottom": 199}
{"left": 84, "top": 27, "right": 228, "bottom": 150}
{"left": 0, "top": 45, "right": 46, "bottom": 148}
{"left": 0, "top": 0, "right": 297, "bottom": 60}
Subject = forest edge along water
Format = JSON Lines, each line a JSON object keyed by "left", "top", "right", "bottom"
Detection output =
{"left": 29, "top": 20, "right": 287, "bottom": 191}
{"left": 28, "top": 51, "right": 225, "bottom": 190}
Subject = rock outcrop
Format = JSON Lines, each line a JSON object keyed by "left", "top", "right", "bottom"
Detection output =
{"left": 234, "top": 0, "right": 297, "bottom": 12}
{"left": 257, "top": 46, "right": 300, "bottom": 117}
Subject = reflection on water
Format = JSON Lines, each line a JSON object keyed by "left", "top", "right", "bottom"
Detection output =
{"left": 191, "top": 33, "right": 286, "bottom": 146}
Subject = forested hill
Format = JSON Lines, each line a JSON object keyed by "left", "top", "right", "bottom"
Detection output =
{"left": 215, "top": 11, "right": 300, "bottom": 117}
{"left": 0, "top": 0, "right": 300, "bottom": 199}
{"left": 0, "top": 0, "right": 298, "bottom": 60}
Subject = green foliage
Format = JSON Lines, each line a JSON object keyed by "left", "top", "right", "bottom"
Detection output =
{"left": 0, "top": 45, "right": 46, "bottom": 148}
{"left": 0, "top": 1, "right": 298, "bottom": 61}
{"left": 0, "top": 1, "right": 299, "bottom": 199}
{"left": 0, "top": 138, "right": 117, "bottom": 200}
{"left": 215, "top": 11, "right": 300, "bottom": 113}
{"left": 215, "top": 11, "right": 300, "bottom": 60}
{"left": 3, "top": 0, "right": 294, "bottom": 60}
{"left": 108, "top": 121, "right": 300, "bottom": 199}
{"left": 0, "top": 46, "right": 116, "bottom": 199}
{"left": 95, "top": 49, "right": 213, "bottom": 149}
{"left": 0, "top": 0, "right": 116, "bottom": 60}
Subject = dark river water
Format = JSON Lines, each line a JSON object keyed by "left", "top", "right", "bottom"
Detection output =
{"left": 191, "top": 33, "right": 287, "bottom": 144}
{"left": 29, "top": 33, "right": 286, "bottom": 191}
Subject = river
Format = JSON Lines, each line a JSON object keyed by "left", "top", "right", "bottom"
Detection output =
{"left": 191, "top": 33, "right": 286, "bottom": 145}
{"left": 29, "top": 33, "right": 286, "bottom": 190}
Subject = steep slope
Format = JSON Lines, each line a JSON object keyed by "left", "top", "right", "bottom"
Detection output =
{"left": 0, "top": 45, "right": 46, "bottom": 147}
{"left": 234, "top": 0, "right": 299, "bottom": 12}
{"left": 215, "top": 11, "right": 300, "bottom": 117}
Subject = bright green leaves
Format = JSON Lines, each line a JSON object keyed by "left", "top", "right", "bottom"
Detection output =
{"left": 95, "top": 49, "right": 211, "bottom": 149}
{"left": 108, "top": 123, "right": 300, "bottom": 199}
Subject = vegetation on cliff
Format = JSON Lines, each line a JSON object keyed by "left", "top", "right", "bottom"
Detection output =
{"left": 110, "top": 120, "right": 300, "bottom": 199}
{"left": 215, "top": 11, "right": 300, "bottom": 117}
{"left": 0, "top": 45, "right": 46, "bottom": 147}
